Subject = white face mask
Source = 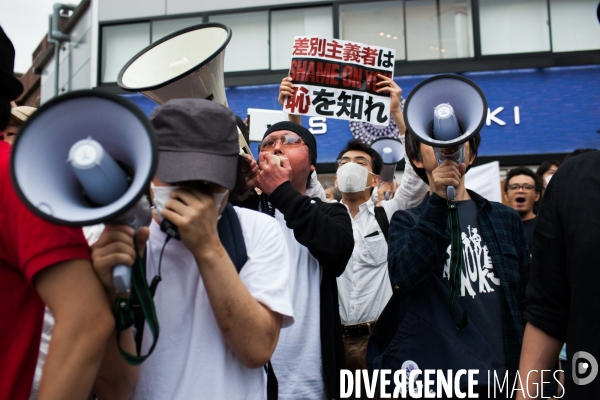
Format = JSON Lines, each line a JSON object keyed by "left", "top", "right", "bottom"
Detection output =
{"left": 151, "top": 183, "right": 176, "bottom": 222}
{"left": 544, "top": 175, "right": 552, "bottom": 185}
{"left": 212, "top": 190, "right": 229, "bottom": 215}
{"left": 336, "top": 162, "right": 373, "bottom": 193}
{"left": 151, "top": 183, "right": 229, "bottom": 221}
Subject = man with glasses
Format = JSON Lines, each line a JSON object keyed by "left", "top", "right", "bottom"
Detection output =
{"left": 504, "top": 167, "right": 543, "bottom": 250}
{"left": 247, "top": 121, "right": 354, "bottom": 400}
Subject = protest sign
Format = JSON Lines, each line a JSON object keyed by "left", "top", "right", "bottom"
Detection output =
{"left": 283, "top": 36, "right": 396, "bottom": 126}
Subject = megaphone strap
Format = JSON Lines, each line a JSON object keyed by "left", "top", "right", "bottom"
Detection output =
{"left": 448, "top": 201, "right": 468, "bottom": 330}
{"left": 113, "top": 241, "right": 160, "bottom": 366}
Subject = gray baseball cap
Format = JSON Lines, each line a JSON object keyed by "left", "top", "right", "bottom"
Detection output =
{"left": 149, "top": 98, "right": 239, "bottom": 190}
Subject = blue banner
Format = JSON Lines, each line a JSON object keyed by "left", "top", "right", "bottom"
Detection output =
{"left": 123, "top": 64, "right": 600, "bottom": 164}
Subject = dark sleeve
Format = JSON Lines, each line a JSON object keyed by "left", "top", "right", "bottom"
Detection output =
{"left": 523, "top": 180, "right": 568, "bottom": 341}
{"left": 387, "top": 193, "right": 450, "bottom": 290}
{"left": 268, "top": 181, "right": 354, "bottom": 278}
{"left": 513, "top": 210, "right": 532, "bottom": 318}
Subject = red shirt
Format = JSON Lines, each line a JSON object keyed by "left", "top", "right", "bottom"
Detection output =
{"left": 0, "top": 141, "right": 90, "bottom": 400}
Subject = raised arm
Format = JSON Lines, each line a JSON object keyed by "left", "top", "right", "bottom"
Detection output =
{"left": 279, "top": 76, "right": 301, "bottom": 124}
{"left": 163, "top": 188, "right": 284, "bottom": 368}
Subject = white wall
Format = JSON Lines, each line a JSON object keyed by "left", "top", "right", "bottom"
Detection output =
{"left": 99, "top": 0, "right": 327, "bottom": 22}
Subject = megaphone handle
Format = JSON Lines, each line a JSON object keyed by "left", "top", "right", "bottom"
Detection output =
{"left": 113, "top": 264, "right": 132, "bottom": 294}
{"left": 447, "top": 186, "right": 456, "bottom": 201}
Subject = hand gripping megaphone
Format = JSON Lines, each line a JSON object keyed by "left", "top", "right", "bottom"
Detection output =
{"left": 117, "top": 23, "right": 251, "bottom": 156}
{"left": 403, "top": 74, "right": 487, "bottom": 200}
{"left": 10, "top": 90, "right": 158, "bottom": 295}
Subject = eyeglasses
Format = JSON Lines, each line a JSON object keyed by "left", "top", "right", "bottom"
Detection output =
{"left": 259, "top": 134, "right": 304, "bottom": 151}
{"left": 336, "top": 157, "right": 372, "bottom": 169}
{"left": 507, "top": 184, "right": 536, "bottom": 191}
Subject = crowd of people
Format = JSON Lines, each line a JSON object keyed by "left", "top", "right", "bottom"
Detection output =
{"left": 2, "top": 25, "right": 599, "bottom": 400}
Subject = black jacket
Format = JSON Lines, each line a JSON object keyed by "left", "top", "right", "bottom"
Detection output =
{"left": 525, "top": 152, "right": 600, "bottom": 399}
{"left": 236, "top": 182, "right": 354, "bottom": 399}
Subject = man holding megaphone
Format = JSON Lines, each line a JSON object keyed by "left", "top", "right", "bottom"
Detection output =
{"left": 367, "top": 76, "right": 531, "bottom": 397}
{"left": 90, "top": 99, "right": 294, "bottom": 400}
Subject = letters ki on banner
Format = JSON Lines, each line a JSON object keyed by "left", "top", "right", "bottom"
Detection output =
{"left": 284, "top": 36, "right": 396, "bottom": 127}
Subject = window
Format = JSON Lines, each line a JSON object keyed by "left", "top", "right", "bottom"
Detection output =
{"left": 550, "top": 0, "right": 600, "bottom": 52}
{"left": 209, "top": 11, "right": 269, "bottom": 72}
{"left": 479, "top": 0, "right": 550, "bottom": 55}
{"left": 101, "top": 23, "right": 150, "bottom": 83}
{"left": 152, "top": 17, "right": 204, "bottom": 43}
{"left": 405, "top": 0, "right": 474, "bottom": 61}
{"left": 270, "top": 7, "right": 333, "bottom": 70}
{"left": 340, "top": 1, "right": 406, "bottom": 61}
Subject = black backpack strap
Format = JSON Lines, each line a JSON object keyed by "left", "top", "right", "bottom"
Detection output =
{"left": 217, "top": 203, "right": 248, "bottom": 273}
{"left": 374, "top": 206, "right": 389, "bottom": 242}
{"left": 264, "top": 361, "right": 278, "bottom": 400}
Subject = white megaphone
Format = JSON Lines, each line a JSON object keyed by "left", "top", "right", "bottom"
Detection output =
{"left": 117, "top": 23, "right": 251, "bottom": 156}
{"left": 10, "top": 90, "right": 158, "bottom": 294}
{"left": 404, "top": 74, "right": 487, "bottom": 200}
{"left": 370, "top": 137, "right": 404, "bottom": 200}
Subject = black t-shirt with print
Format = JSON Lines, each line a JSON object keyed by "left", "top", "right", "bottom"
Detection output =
{"left": 441, "top": 200, "right": 506, "bottom": 366}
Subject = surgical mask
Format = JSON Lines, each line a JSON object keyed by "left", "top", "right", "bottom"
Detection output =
{"left": 151, "top": 183, "right": 176, "bottom": 222}
{"left": 544, "top": 175, "right": 552, "bottom": 185}
{"left": 151, "top": 183, "right": 229, "bottom": 220}
{"left": 336, "top": 162, "right": 373, "bottom": 193}
{"left": 212, "top": 190, "right": 229, "bottom": 215}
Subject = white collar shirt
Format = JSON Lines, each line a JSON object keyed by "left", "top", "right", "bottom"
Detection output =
{"left": 337, "top": 199, "right": 393, "bottom": 325}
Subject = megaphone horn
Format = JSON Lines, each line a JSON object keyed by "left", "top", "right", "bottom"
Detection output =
{"left": 117, "top": 23, "right": 252, "bottom": 157}
{"left": 404, "top": 74, "right": 487, "bottom": 200}
{"left": 370, "top": 137, "right": 404, "bottom": 183}
{"left": 10, "top": 90, "right": 158, "bottom": 294}
{"left": 118, "top": 23, "right": 231, "bottom": 107}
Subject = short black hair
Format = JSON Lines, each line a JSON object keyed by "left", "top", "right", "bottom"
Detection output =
{"left": 535, "top": 160, "right": 560, "bottom": 177}
{"left": 404, "top": 131, "right": 481, "bottom": 185}
{"left": 563, "top": 148, "right": 598, "bottom": 164}
{"left": 504, "top": 166, "right": 543, "bottom": 194}
{"left": 335, "top": 139, "right": 383, "bottom": 175}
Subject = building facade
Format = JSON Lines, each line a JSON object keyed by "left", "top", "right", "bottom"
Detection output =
{"left": 21, "top": 0, "right": 600, "bottom": 171}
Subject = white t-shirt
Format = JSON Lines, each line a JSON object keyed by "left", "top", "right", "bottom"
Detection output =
{"left": 133, "top": 206, "right": 294, "bottom": 400}
{"left": 270, "top": 209, "right": 326, "bottom": 400}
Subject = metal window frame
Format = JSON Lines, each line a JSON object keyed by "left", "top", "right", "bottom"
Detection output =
{"left": 96, "top": 0, "right": 600, "bottom": 90}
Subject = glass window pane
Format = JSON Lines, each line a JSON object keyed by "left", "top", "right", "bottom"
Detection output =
{"left": 270, "top": 7, "right": 333, "bottom": 70}
{"left": 340, "top": 2, "right": 405, "bottom": 60}
{"left": 479, "top": 0, "right": 550, "bottom": 55}
{"left": 101, "top": 23, "right": 150, "bottom": 83}
{"left": 550, "top": 0, "right": 600, "bottom": 52}
{"left": 209, "top": 12, "right": 269, "bottom": 72}
{"left": 152, "top": 17, "right": 204, "bottom": 42}
{"left": 406, "top": 0, "right": 474, "bottom": 61}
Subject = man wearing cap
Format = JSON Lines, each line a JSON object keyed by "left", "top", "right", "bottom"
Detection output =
{"left": 2, "top": 102, "right": 36, "bottom": 145}
{"left": 243, "top": 121, "right": 354, "bottom": 399}
{"left": 91, "top": 99, "right": 294, "bottom": 400}
{"left": 0, "top": 26, "right": 114, "bottom": 400}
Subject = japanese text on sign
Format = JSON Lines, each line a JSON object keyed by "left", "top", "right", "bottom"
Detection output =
{"left": 284, "top": 36, "right": 396, "bottom": 126}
